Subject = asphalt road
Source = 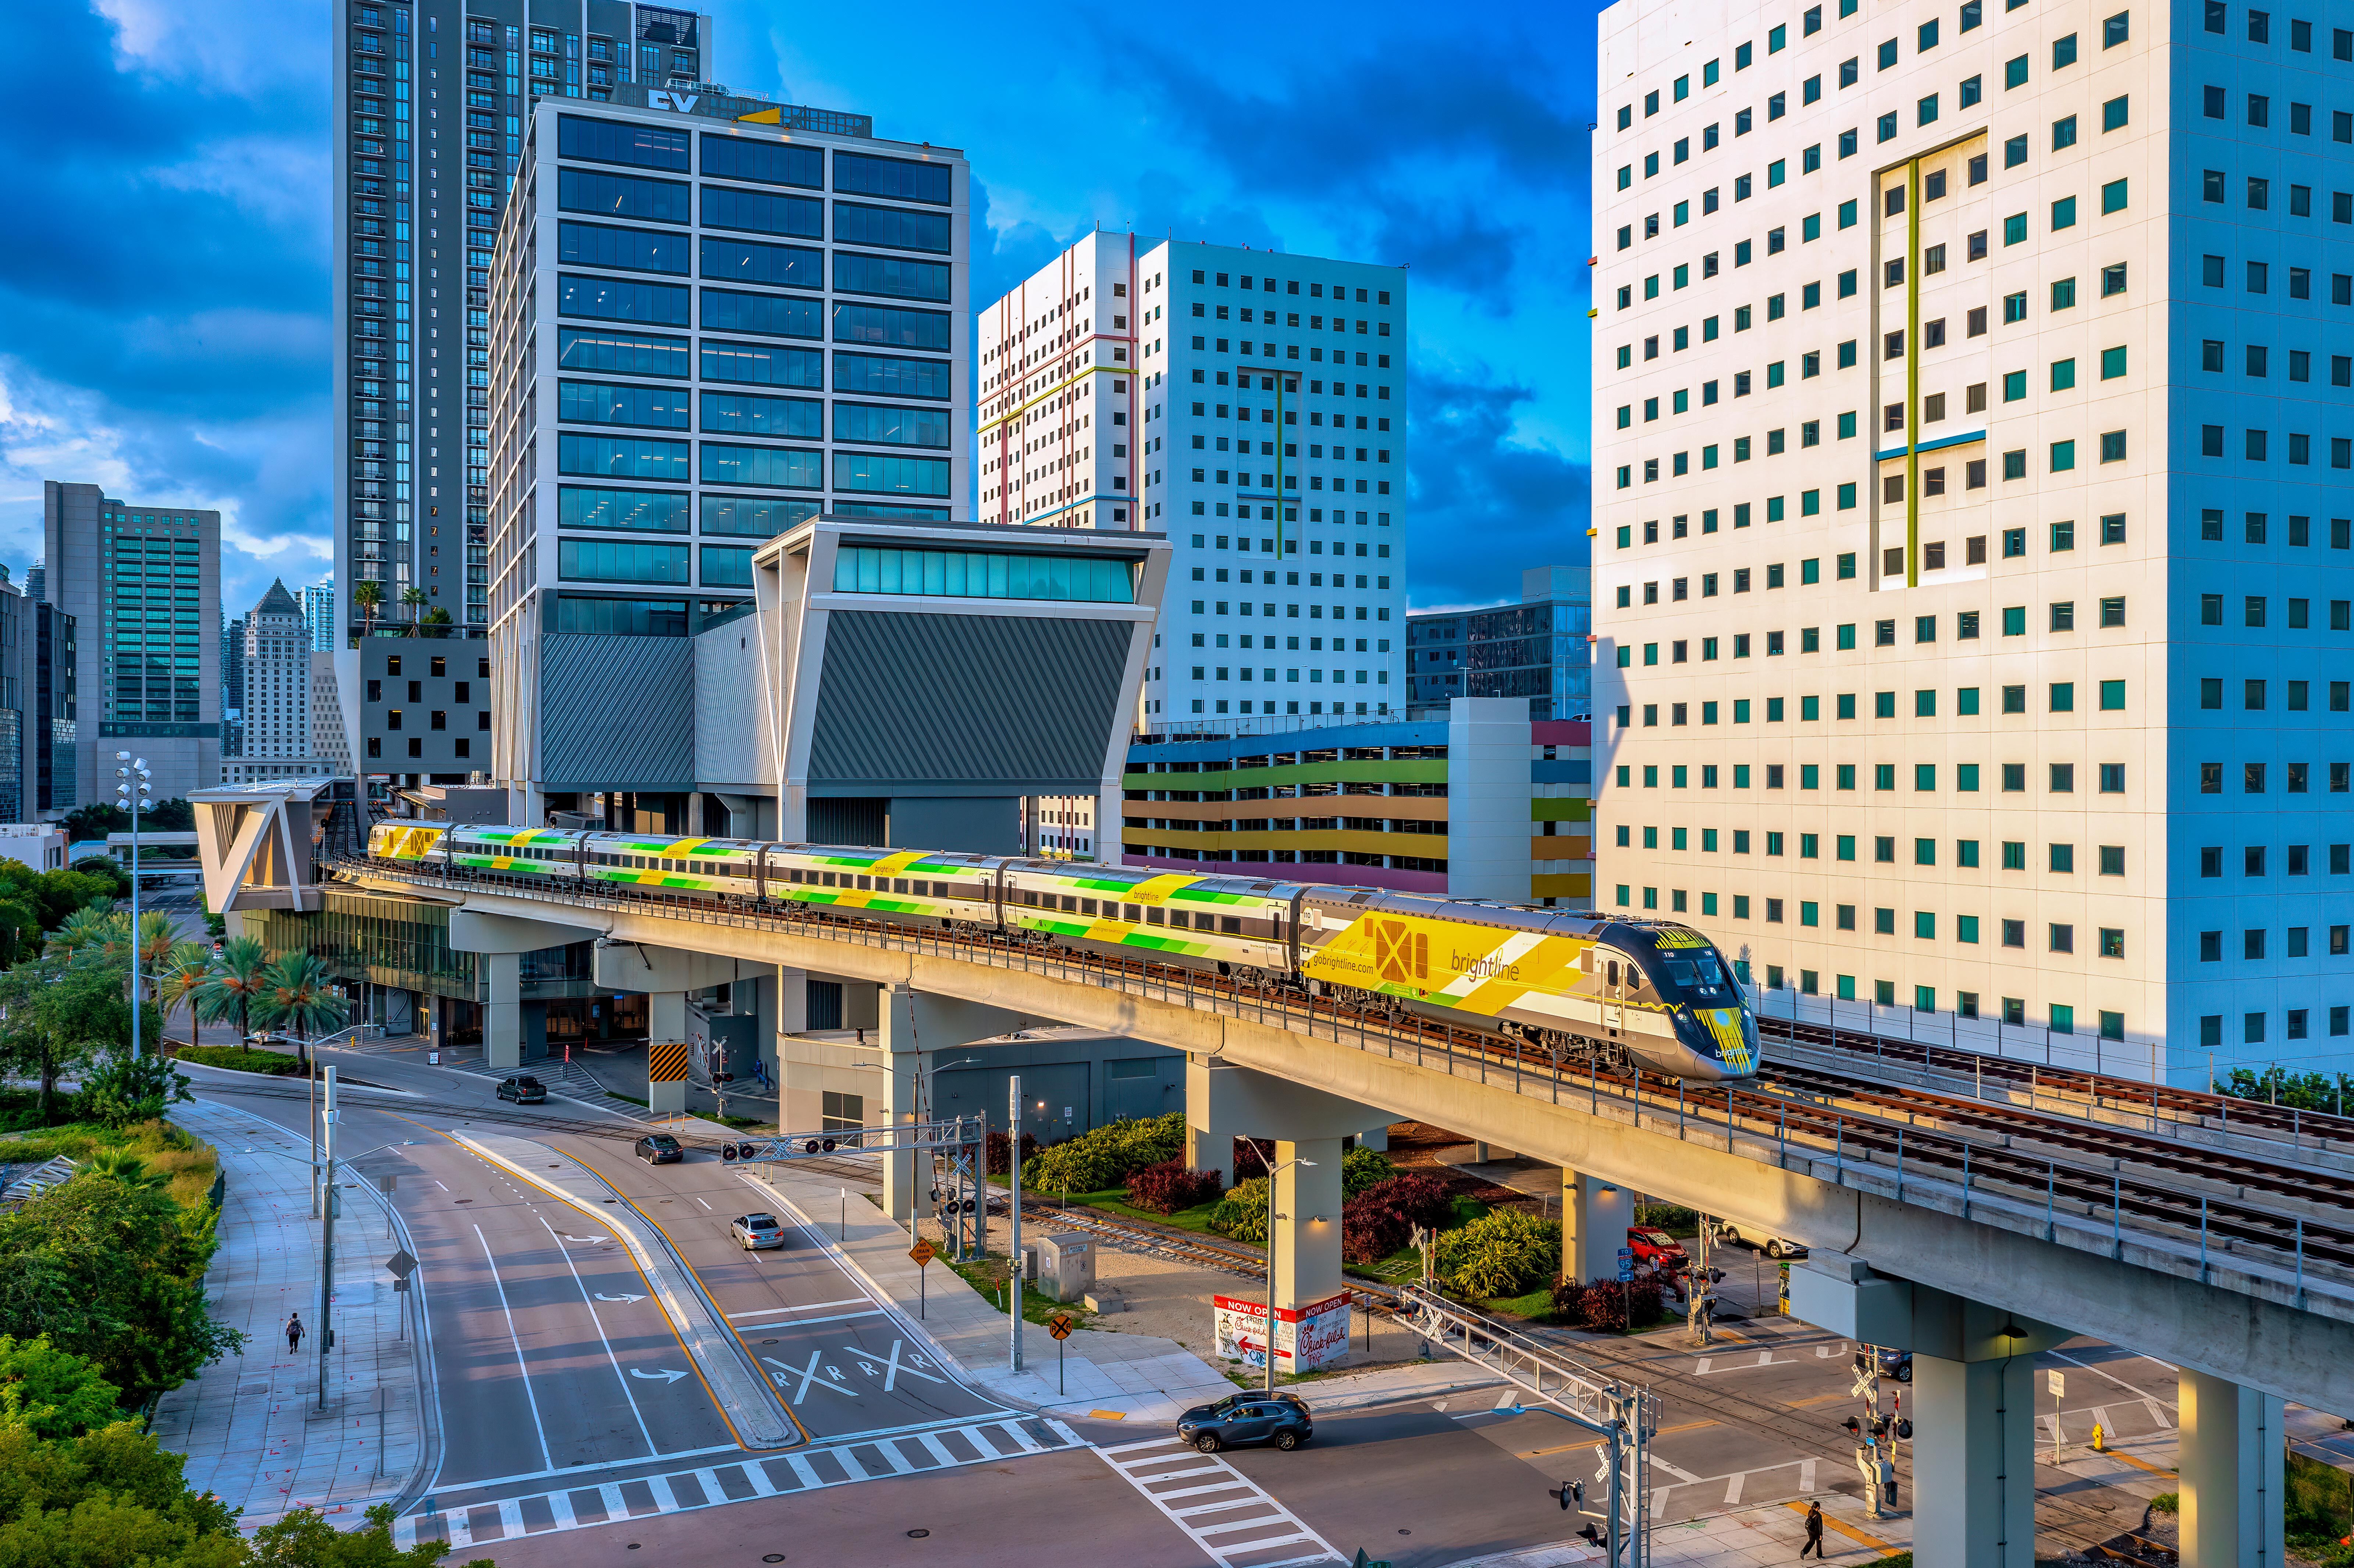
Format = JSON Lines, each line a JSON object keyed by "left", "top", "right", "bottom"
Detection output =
{"left": 184, "top": 1046, "right": 2196, "bottom": 1567}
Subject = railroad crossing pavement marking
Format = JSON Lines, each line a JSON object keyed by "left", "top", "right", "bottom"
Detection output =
{"left": 1095, "top": 1435, "right": 1345, "bottom": 1568}
{"left": 391, "top": 1415, "right": 1082, "bottom": 1550}
{"left": 766, "top": 1351, "right": 860, "bottom": 1402}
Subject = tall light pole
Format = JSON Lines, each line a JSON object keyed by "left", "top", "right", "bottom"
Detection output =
{"left": 317, "top": 1065, "right": 338, "bottom": 1410}
{"left": 115, "top": 753, "right": 151, "bottom": 1059}
{"left": 1263, "top": 1156, "right": 1316, "bottom": 1392}
{"left": 1007, "top": 1075, "right": 1023, "bottom": 1373}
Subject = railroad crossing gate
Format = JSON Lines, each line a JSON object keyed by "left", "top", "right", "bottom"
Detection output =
{"left": 647, "top": 1038, "right": 690, "bottom": 1114}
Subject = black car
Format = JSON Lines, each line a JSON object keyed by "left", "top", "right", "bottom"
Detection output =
{"left": 1856, "top": 1346, "right": 1913, "bottom": 1382}
{"left": 496, "top": 1075, "right": 547, "bottom": 1104}
{"left": 634, "top": 1133, "right": 684, "bottom": 1164}
{"left": 1176, "top": 1391, "right": 1313, "bottom": 1453}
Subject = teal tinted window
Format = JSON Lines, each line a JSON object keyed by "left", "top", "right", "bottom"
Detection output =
{"left": 832, "top": 303, "right": 952, "bottom": 351}
{"left": 700, "top": 545, "right": 756, "bottom": 588}
{"left": 698, "top": 238, "right": 823, "bottom": 289}
{"left": 833, "top": 202, "right": 953, "bottom": 254}
{"left": 700, "top": 495, "right": 817, "bottom": 537}
{"left": 833, "top": 402, "right": 952, "bottom": 449}
{"left": 700, "top": 288, "right": 822, "bottom": 338}
{"left": 700, "top": 392, "right": 823, "bottom": 439}
{"left": 833, "top": 353, "right": 953, "bottom": 401}
{"left": 558, "top": 115, "right": 688, "bottom": 170}
{"left": 701, "top": 185, "right": 824, "bottom": 238}
{"left": 556, "top": 433, "right": 690, "bottom": 481}
{"left": 557, "top": 539, "right": 691, "bottom": 584}
{"left": 833, "top": 152, "right": 952, "bottom": 204}
{"left": 554, "top": 595, "right": 688, "bottom": 635}
{"left": 558, "top": 327, "right": 689, "bottom": 378}
{"left": 556, "top": 221, "right": 690, "bottom": 274}
{"left": 833, "top": 252, "right": 953, "bottom": 302}
{"left": 700, "top": 443, "right": 822, "bottom": 489}
{"left": 833, "top": 451, "right": 952, "bottom": 495}
{"left": 699, "top": 340, "right": 823, "bottom": 387}
{"left": 699, "top": 135, "right": 823, "bottom": 187}
{"left": 558, "top": 274, "right": 690, "bottom": 325}
{"left": 832, "top": 548, "right": 1135, "bottom": 603}
{"left": 557, "top": 486, "right": 690, "bottom": 533}
{"left": 558, "top": 167, "right": 690, "bottom": 223}
{"left": 558, "top": 380, "right": 691, "bottom": 429}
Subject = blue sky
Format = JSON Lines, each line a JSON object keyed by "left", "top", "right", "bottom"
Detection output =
{"left": 0, "top": 1, "right": 1597, "bottom": 622}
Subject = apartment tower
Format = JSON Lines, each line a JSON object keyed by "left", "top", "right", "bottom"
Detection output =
{"left": 980, "top": 238, "right": 1409, "bottom": 725}
{"left": 1594, "top": 0, "right": 2354, "bottom": 1080}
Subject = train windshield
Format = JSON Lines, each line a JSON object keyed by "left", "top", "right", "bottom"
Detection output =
{"left": 1661, "top": 952, "right": 1726, "bottom": 995}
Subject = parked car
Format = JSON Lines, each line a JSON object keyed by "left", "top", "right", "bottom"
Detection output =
{"left": 1712, "top": 1219, "right": 1807, "bottom": 1259}
{"left": 1176, "top": 1390, "right": 1313, "bottom": 1454}
{"left": 729, "top": 1213, "right": 786, "bottom": 1250}
{"left": 1856, "top": 1346, "right": 1913, "bottom": 1382}
{"left": 496, "top": 1075, "right": 547, "bottom": 1104}
{"left": 634, "top": 1133, "right": 684, "bottom": 1165}
{"left": 1627, "top": 1226, "right": 1689, "bottom": 1272}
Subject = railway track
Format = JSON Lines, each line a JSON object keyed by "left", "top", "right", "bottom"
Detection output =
{"left": 324, "top": 860, "right": 2354, "bottom": 1302}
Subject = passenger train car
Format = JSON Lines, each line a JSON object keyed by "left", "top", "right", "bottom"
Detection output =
{"left": 367, "top": 823, "right": 1759, "bottom": 1083}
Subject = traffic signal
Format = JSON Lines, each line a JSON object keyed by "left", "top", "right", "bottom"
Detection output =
{"left": 1841, "top": 1415, "right": 1863, "bottom": 1437}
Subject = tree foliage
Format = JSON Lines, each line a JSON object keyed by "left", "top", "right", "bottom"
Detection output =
{"left": 1020, "top": 1111, "right": 1186, "bottom": 1194}
{"left": 75, "top": 1049, "right": 192, "bottom": 1129}
{"left": 1434, "top": 1208, "right": 1562, "bottom": 1299}
{"left": 249, "top": 952, "right": 352, "bottom": 1047}
{"left": 193, "top": 937, "right": 269, "bottom": 1043}
{"left": 2215, "top": 1066, "right": 2354, "bottom": 1113}
{"left": 0, "top": 949, "right": 146, "bottom": 1123}
{"left": 0, "top": 1165, "right": 242, "bottom": 1408}
{"left": 0, "top": 1333, "right": 125, "bottom": 1439}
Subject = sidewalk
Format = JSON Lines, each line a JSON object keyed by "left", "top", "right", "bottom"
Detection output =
{"left": 150, "top": 1097, "right": 427, "bottom": 1530}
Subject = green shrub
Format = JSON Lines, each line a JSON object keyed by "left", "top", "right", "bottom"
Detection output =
{"left": 1021, "top": 1111, "right": 1186, "bottom": 1194}
{"left": 172, "top": 1045, "right": 306, "bottom": 1077}
{"left": 1635, "top": 1201, "right": 1699, "bottom": 1233}
{"left": 1210, "top": 1175, "right": 1272, "bottom": 1245}
{"left": 1436, "top": 1209, "right": 1562, "bottom": 1299}
{"left": 1341, "top": 1145, "right": 1396, "bottom": 1197}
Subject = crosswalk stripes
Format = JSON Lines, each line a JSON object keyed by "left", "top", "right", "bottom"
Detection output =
{"left": 1095, "top": 1435, "right": 1345, "bottom": 1568}
{"left": 391, "top": 1416, "right": 1082, "bottom": 1550}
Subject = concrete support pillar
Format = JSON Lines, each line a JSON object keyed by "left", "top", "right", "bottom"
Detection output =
{"left": 1558, "top": 1169, "right": 1633, "bottom": 1285}
{"left": 1355, "top": 1122, "right": 1389, "bottom": 1153}
{"left": 2179, "top": 1369, "right": 2286, "bottom": 1568}
{"left": 1472, "top": 1141, "right": 1514, "bottom": 1163}
{"left": 1269, "top": 1137, "right": 1345, "bottom": 1310}
{"left": 875, "top": 986, "right": 1026, "bottom": 1230}
{"left": 647, "top": 991, "right": 687, "bottom": 1114}
{"left": 483, "top": 954, "right": 520, "bottom": 1070}
{"left": 1185, "top": 1055, "right": 1237, "bottom": 1187}
{"left": 1910, "top": 1352, "right": 2038, "bottom": 1567}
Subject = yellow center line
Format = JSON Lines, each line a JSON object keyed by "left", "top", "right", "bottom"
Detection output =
{"left": 1786, "top": 1499, "right": 1904, "bottom": 1557}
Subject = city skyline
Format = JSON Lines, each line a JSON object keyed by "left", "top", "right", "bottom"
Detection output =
{"left": 0, "top": 1, "right": 1593, "bottom": 624}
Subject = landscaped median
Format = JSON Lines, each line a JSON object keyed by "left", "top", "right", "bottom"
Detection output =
{"left": 169, "top": 1043, "right": 309, "bottom": 1077}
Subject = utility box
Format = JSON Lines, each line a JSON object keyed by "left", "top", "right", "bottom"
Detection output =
{"left": 1023, "top": 1233, "right": 1096, "bottom": 1304}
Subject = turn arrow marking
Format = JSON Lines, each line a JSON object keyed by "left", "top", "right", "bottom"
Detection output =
{"left": 630, "top": 1368, "right": 690, "bottom": 1384}
{"left": 593, "top": 1293, "right": 647, "bottom": 1304}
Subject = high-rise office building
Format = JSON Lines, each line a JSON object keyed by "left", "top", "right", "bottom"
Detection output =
{"left": 221, "top": 614, "right": 246, "bottom": 758}
{"left": 241, "top": 583, "right": 311, "bottom": 759}
{"left": 301, "top": 581, "right": 337, "bottom": 651}
{"left": 0, "top": 571, "right": 22, "bottom": 824}
{"left": 41, "top": 482, "right": 219, "bottom": 805}
{"left": 1408, "top": 566, "right": 1594, "bottom": 720}
{"left": 333, "top": 0, "right": 716, "bottom": 781}
{"left": 1594, "top": 0, "right": 2354, "bottom": 1079}
{"left": 484, "top": 83, "right": 961, "bottom": 808}
{"left": 22, "top": 602, "right": 75, "bottom": 819}
{"left": 979, "top": 238, "right": 1409, "bottom": 724}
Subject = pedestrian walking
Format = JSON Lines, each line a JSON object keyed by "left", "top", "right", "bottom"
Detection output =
{"left": 286, "top": 1313, "right": 305, "bottom": 1353}
{"left": 1799, "top": 1500, "right": 1825, "bottom": 1559}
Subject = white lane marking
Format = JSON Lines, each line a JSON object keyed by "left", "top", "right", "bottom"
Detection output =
{"left": 537, "top": 1214, "right": 657, "bottom": 1453}
{"left": 783, "top": 1454, "right": 822, "bottom": 1489}
{"left": 917, "top": 1432, "right": 957, "bottom": 1467}
{"left": 644, "top": 1474, "right": 679, "bottom": 1512}
{"left": 1800, "top": 1458, "right": 1817, "bottom": 1492}
{"left": 417, "top": 1443, "right": 744, "bottom": 1496}
{"left": 434, "top": 1179, "right": 450, "bottom": 1191}
{"left": 834, "top": 1447, "right": 868, "bottom": 1480}
{"left": 597, "top": 1483, "right": 625, "bottom": 1518}
{"left": 696, "top": 1197, "right": 712, "bottom": 1210}
{"left": 744, "top": 1308, "right": 883, "bottom": 1328}
{"left": 546, "top": 1492, "right": 576, "bottom": 1530}
{"left": 2048, "top": 1347, "right": 2178, "bottom": 1408}
{"left": 1724, "top": 1471, "right": 1746, "bottom": 1505}
{"left": 497, "top": 1498, "right": 524, "bottom": 1536}
{"left": 726, "top": 1297, "right": 872, "bottom": 1319}
{"left": 2145, "top": 1398, "right": 2175, "bottom": 1430}
{"left": 692, "top": 1467, "right": 727, "bottom": 1502}
{"left": 1651, "top": 1455, "right": 1704, "bottom": 1484}
{"left": 741, "top": 1463, "right": 776, "bottom": 1497}
{"left": 1092, "top": 1441, "right": 1344, "bottom": 1568}
{"left": 1695, "top": 1357, "right": 1712, "bottom": 1374}
{"left": 473, "top": 1223, "right": 554, "bottom": 1472}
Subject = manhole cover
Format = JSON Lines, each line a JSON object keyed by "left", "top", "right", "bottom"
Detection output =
{"left": 906, "top": 1529, "right": 929, "bottom": 1539}
{"left": 454, "top": 1198, "right": 473, "bottom": 1204}
{"left": 604, "top": 1198, "right": 619, "bottom": 1204}
{"left": 548, "top": 1165, "right": 561, "bottom": 1169}
{"left": 764, "top": 1557, "right": 786, "bottom": 1563}
{"left": 762, "top": 1339, "right": 778, "bottom": 1345}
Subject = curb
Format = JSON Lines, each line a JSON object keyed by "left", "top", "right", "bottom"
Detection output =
{"left": 451, "top": 1131, "right": 800, "bottom": 1449}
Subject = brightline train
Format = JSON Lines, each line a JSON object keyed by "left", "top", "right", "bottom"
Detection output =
{"left": 367, "top": 823, "right": 1760, "bottom": 1083}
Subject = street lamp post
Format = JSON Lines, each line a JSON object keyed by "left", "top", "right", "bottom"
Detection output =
{"left": 114, "top": 752, "right": 151, "bottom": 1059}
{"left": 1263, "top": 1157, "right": 1316, "bottom": 1393}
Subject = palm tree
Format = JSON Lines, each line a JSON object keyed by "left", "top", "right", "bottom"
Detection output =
{"left": 49, "top": 906, "right": 125, "bottom": 961}
{"left": 399, "top": 585, "right": 427, "bottom": 635}
{"left": 250, "top": 952, "right": 351, "bottom": 1057}
{"left": 81, "top": 1147, "right": 170, "bottom": 1192}
{"left": 154, "top": 941, "right": 211, "bottom": 1049}
{"left": 353, "top": 578, "right": 382, "bottom": 638}
{"left": 194, "top": 935, "right": 270, "bottom": 1047}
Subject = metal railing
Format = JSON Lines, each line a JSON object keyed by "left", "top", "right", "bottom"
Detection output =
{"left": 327, "top": 858, "right": 2354, "bottom": 1318}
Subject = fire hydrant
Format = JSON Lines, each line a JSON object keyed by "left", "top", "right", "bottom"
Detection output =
{"left": 2091, "top": 1421, "right": 2107, "bottom": 1453}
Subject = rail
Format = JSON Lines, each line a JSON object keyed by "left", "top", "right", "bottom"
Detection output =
{"left": 324, "top": 858, "right": 2354, "bottom": 1320}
